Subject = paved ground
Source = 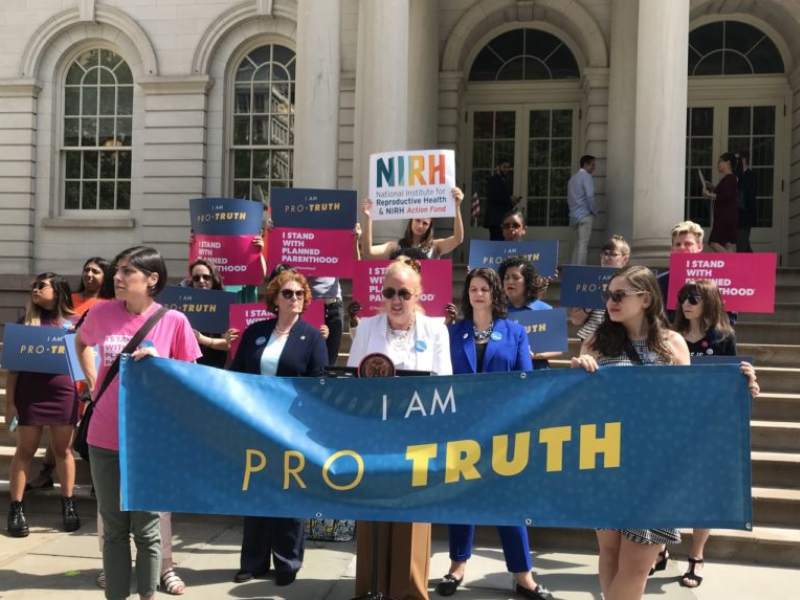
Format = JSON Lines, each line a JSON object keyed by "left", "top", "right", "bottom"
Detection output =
{"left": 1, "top": 491, "right": 799, "bottom": 599}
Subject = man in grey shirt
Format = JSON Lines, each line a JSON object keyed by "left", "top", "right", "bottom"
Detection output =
{"left": 567, "top": 155, "right": 597, "bottom": 265}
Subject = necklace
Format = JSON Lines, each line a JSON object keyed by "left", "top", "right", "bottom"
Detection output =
{"left": 386, "top": 317, "right": 415, "bottom": 350}
{"left": 275, "top": 324, "right": 294, "bottom": 336}
{"left": 473, "top": 320, "right": 494, "bottom": 341}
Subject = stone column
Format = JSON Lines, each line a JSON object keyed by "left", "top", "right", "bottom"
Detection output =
{"left": 605, "top": 0, "right": 639, "bottom": 242}
{"left": 631, "top": 0, "right": 690, "bottom": 264}
{"left": 353, "top": 0, "right": 410, "bottom": 242}
{"left": 293, "top": 0, "right": 341, "bottom": 188}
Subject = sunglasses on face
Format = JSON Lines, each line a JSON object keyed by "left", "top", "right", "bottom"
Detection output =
{"left": 382, "top": 287, "right": 413, "bottom": 301}
{"left": 601, "top": 289, "right": 647, "bottom": 304}
{"left": 280, "top": 289, "right": 305, "bottom": 300}
{"left": 30, "top": 281, "right": 51, "bottom": 291}
{"left": 678, "top": 292, "right": 700, "bottom": 305}
{"left": 502, "top": 222, "right": 522, "bottom": 230}
{"left": 601, "top": 251, "right": 621, "bottom": 259}
{"left": 192, "top": 274, "right": 212, "bottom": 283}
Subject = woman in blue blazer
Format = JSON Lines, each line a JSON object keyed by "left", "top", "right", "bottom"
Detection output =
{"left": 439, "top": 269, "right": 553, "bottom": 600}
{"left": 229, "top": 270, "right": 327, "bottom": 587}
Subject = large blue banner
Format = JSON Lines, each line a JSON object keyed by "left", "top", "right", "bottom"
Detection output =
{"left": 155, "top": 286, "right": 236, "bottom": 334}
{"left": 120, "top": 358, "right": 752, "bottom": 530}
{"left": 270, "top": 188, "right": 358, "bottom": 229}
{"left": 468, "top": 240, "right": 558, "bottom": 277}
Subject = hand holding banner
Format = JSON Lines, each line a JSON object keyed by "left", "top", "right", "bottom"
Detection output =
{"left": 270, "top": 188, "right": 357, "bottom": 230}
{"left": 468, "top": 240, "right": 559, "bottom": 278}
{"left": 351, "top": 260, "right": 453, "bottom": 317}
{"left": 368, "top": 150, "right": 456, "bottom": 221}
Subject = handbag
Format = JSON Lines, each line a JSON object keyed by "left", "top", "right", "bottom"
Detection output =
{"left": 73, "top": 307, "right": 168, "bottom": 461}
{"left": 304, "top": 518, "right": 356, "bottom": 543}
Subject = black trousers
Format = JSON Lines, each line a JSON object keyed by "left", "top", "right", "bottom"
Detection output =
{"left": 324, "top": 300, "right": 344, "bottom": 365}
{"left": 737, "top": 226, "right": 753, "bottom": 253}
{"left": 239, "top": 516, "right": 305, "bottom": 574}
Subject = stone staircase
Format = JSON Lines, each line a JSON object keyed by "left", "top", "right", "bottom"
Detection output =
{"left": 1, "top": 268, "right": 799, "bottom": 566}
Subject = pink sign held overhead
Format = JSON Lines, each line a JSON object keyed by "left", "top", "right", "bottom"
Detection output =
{"left": 267, "top": 228, "right": 355, "bottom": 279}
{"left": 666, "top": 253, "right": 777, "bottom": 313}
{"left": 351, "top": 260, "right": 453, "bottom": 318}
{"left": 189, "top": 235, "right": 263, "bottom": 286}
{"left": 228, "top": 301, "right": 326, "bottom": 358}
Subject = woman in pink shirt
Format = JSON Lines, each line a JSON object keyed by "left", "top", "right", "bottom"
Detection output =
{"left": 75, "top": 246, "right": 201, "bottom": 600}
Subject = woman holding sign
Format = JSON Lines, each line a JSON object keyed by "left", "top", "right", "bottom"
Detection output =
{"left": 348, "top": 257, "right": 452, "bottom": 600}
{"left": 702, "top": 153, "right": 738, "bottom": 253}
{"left": 187, "top": 258, "right": 240, "bottom": 369}
{"left": 6, "top": 273, "right": 80, "bottom": 538}
{"left": 228, "top": 269, "right": 328, "bottom": 587}
{"left": 360, "top": 187, "right": 465, "bottom": 259}
{"left": 441, "top": 269, "right": 553, "bottom": 600}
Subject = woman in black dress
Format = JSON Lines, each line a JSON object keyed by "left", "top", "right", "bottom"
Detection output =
{"left": 702, "top": 153, "right": 738, "bottom": 253}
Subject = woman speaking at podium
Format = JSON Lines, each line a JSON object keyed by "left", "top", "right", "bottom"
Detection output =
{"left": 348, "top": 257, "right": 452, "bottom": 600}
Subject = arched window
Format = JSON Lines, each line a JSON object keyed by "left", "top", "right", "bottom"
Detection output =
{"left": 230, "top": 44, "right": 296, "bottom": 201}
{"left": 469, "top": 29, "right": 580, "bottom": 82}
{"left": 63, "top": 49, "right": 133, "bottom": 210}
{"left": 689, "top": 21, "right": 784, "bottom": 76}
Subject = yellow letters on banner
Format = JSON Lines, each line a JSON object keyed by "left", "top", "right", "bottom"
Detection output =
{"left": 322, "top": 450, "right": 364, "bottom": 491}
{"left": 242, "top": 449, "right": 266, "bottom": 491}
{"left": 491, "top": 432, "right": 530, "bottom": 476}
{"left": 406, "top": 444, "right": 438, "bottom": 487}
{"left": 445, "top": 440, "right": 481, "bottom": 483}
{"left": 284, "top": 451, "right": 307, "bottom": 489}
{"left": 539, "top": 426, "right": 573, "bottom": 472}
{"left": 579, "top": 423, "right": 621, "bottom": 470}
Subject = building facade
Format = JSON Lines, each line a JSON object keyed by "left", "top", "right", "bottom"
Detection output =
{"left": 1, "top": 0, "right": 798, "bottom": 279}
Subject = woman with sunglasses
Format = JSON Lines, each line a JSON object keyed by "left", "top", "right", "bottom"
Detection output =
{"left": 6, "top": 273, "right": 81, "bottom": 537}
{"left": 72, "top": 257, "right": 115, "bottom": 315}
{"left": 360, "top": 187, "right": 465, "bottom": 259}
{"left": 439, "top": 269, "right": 553, "bottom": 600}
{"left": 671, "top": 279, "right": 753, "bottom": 589}
{"left": 75, "top": 246, "right": 202, "bottom": 600}
{"left": 228, "top": 269, "right": 327, "bottom": 587}
{"left": 571, "top": 236, "right": 631, "bottom": 343}
{"left": 498, "top": 256, "right": 561, "bottom": 369}
{"left": 500, "top": 209, "right": 527, "bottom": 242}
{"left": 348, "top": 257, "right": 452, "bottom": 600}
{"left": 187, "top": 259, "right": 240, "bottom": 369}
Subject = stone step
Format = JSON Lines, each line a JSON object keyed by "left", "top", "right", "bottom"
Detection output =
{"left": 752, "top": 487, "right": 800, "bottom": 529}
{"left": 751, "top": 451, "right": 800, "bottom": 490}
{"left": 754, "top": 367, "right": 800, "bottom": 395}
{"left": 732, "top": 323, "right": 800, "bottom": 345}
{"left": 752, "top": 393, "right": 800, "bottom": 422}
{"left": 751, "top": 421, "right": 800, "bottom": 453}
{"left": 775, "top": 268, "right": 800, "bottom": 285}
{"left": 738, "top": 303, "right": 800, "bottom": 322}
{"left": 738, "top": 344, "right": 800, "bottom": 368}
{"left": 0, "top": 445, "right": 94, "bottom": 486}
{"left": 775, "top": 284, "right": 800, "bottom": 304}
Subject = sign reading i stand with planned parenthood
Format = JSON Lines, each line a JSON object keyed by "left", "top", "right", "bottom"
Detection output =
{"left": 270, "top": 188, "right": 357, "bottom": 229}
{"left": 189, "top": 198, "right": 265, "bottom": 286}
{"left": 468, "top": 240, "right": 559, "bottom": 278}
{"left": 368, "top": 150, "right": 456, "bottom": 221}
{"left": 267, "top": 228, "right": 355, "bottom": 279}
{"left": 350, "top": 260, "right": 453, "bottom": 317}
{"left": 666, "top": 253, "right": 777, "bottom": 313}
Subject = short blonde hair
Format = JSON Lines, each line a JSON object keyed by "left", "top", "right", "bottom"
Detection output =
{"left": 671, "top": 221, "right": 704, "bottom": 244}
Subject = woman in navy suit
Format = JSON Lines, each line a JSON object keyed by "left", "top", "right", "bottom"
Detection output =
{"left": 229, "top": 269, "right": 328, "bottom": 586}
{"left": 439, "top": 268, "right": 553, "bottom": 600}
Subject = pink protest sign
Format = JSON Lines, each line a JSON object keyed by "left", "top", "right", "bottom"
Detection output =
{"left": 189, "top": 235, "right": 263, "bottom": 286}
{"left": 267, "top": 228, "right": 355, "bottom": 278}
{"left": 666, "top": 253, "right": 777, "bottom": 313}
{"left": 228, "top": 301, "right": 326, "bottom": 357}
{"left": 351, "top": 260, "right": 453, "bottom": 317}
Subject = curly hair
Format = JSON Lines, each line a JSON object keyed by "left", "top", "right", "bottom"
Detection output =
{"left": 24, "top": 272, "right": 75, "bottom": 326}
{"left": 672, "top": 279, "right": 733, "bottom": 339}
{"left": 461, "top": 268, "right": 508, "bottom": 321}
{"left": 188, "top": 259, "right": 225, "bottom": 291}
{"left": 76, "top": 257, "right": 115, "bottom": 299}
{"left": 498, "top": 256, "right": 546, "bottom": 303}
{"left": 589, "top": 265, "right": 675, "bottom": 363}
{"left": 264, "top": 270, "right": 312, "bottom": 313}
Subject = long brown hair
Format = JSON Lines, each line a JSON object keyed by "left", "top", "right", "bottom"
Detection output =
{"left": 590, "top": 265, "right": 675, "bottom": 363}
{"left": 461, "top": 268, "right": 508, "bottom": 321}
{"left": 399, "top": 219, "right": 434, "bottom": 253}
{"left": 24, "top": 272, "right": 75, "bottom": 326}
{"left": 672, "top": 279, "right": 733, "bottom": 339}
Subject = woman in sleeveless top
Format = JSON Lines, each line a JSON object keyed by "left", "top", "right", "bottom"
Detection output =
{"left": 360, "top": 188, "right": 464, "bottom": 259}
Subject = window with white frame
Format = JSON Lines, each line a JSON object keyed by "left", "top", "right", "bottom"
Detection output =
{"left": 230, "top": 45, "right": 296, "bottom": 202}
{"left": 63, "top": 49, "right": 133, "bottom": 210}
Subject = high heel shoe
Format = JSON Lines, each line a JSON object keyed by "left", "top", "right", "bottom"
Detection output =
{"left": 649, "top": 549, "right": 669, "bottom": 576}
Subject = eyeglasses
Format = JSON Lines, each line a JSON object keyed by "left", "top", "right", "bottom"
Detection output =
{"left": 601, "top": 289, "right": 647, "bottom": 304}
{"left": 601, "top": 251, "right": 622, "bottom": 259}
{"left": 280, "top": 289, "right": 305, "bottom": 300}
{"left": 30, "top": 281, "right": 51, "bottom": 291}
{"left": 192, "top": 274, "right": 212, "bottom": 283}
{"left": 678, "top": 292, "right": 700, "bottom": 305}
{"left": 502, "top": 222, "right": 522, "bottom": 230}
{"left": 382, "top": 287, "right": 413, "bottom": 301}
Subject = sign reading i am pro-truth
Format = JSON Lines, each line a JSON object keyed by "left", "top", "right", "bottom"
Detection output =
{"left": 368, "top": 150, "right": 456, "bottom": 221}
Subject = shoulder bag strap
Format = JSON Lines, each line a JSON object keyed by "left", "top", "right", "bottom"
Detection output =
{"left": 91, "top": 306, "right": 169, "bottom": 405}
{"left": 622, "top": 336, "right": 645, "bottom": 366}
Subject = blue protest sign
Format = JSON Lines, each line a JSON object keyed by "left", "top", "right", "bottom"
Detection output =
{"left": 189, "top": 198, "right": 263, "bottom": 236}
{"left": 270, "top": 188, "right": 358, "bottom": 230}
{"left": 120, "top": 358, "right": 751, "bottom": 530}
{"left": 560, "top": 265, "right": 618, "bottom": 309}
{"left": 63, "top": 332, "right": 101, "bottom": 382}
{"left": 1, "top": 324, "right": 71, "bottom": 375}
{"left": 155, "top": 286, "right": 236, "bottom": 334}
{"left": 506, "top": 308, "right": 569, "bottom": 353}
{"left": 468, "top": 240, "right": 558, "bottom": 277}
{"left": 692, "top": 355, "right": 753, "bottom": 365}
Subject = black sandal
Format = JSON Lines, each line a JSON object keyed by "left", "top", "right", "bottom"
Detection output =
{"left": 436, "top": 573, "right": 464, "bottom": 596}
{"left": 680, "top": 557, "right": 704, "bottom": 588}
{"left": 648, "top": 549, "right": 669, "bottom": 576}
